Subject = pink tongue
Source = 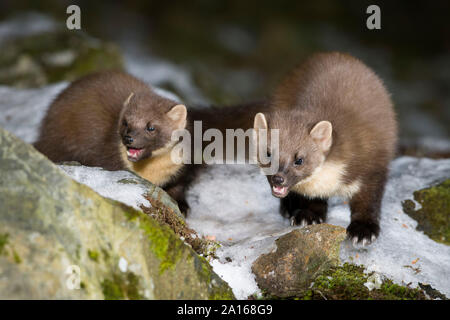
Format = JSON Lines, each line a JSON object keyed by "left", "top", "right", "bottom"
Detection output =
{"left": 128, "top": 149, "right": 141, "bottom": 157}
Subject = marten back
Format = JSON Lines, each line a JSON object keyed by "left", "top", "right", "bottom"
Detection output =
{"left": 34, "top": 71, "right": 154, "bottom": 170}
{"left": 270, "top": 52, "right": 397, "bottom": 182}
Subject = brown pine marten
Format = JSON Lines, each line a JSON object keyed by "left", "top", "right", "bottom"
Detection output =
{"left": 34, "top": 71, "right": 265, "bottom": 214}
{"left": 34, "top": 71, "right": 192, "bottom": 211}
{"left": 253, "top": 52, "right": 397, "bottom": 245}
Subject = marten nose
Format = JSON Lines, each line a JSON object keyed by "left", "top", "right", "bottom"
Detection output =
{"left": 271, "top": 175, "right": 285, "bottom": 185}
{"left": 123, "top": 135, "right": 133, "bottom": 145}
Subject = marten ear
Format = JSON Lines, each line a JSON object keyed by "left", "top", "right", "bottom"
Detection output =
{"left": 310, "top": 121, "right": 333, "bottom": 152}
{"left": 254, "top": 113, "right": 268, "bottom": 130}
{"left": 167, "top": 104, "right": 187, "bottom": 129}
{"left": 123, "top": 92, "right": 135, "bottom": 107}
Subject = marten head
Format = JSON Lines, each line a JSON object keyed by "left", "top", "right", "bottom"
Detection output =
{"left": 254, "top": 111, "right": 333, "bottom": 198}
{"left": 118, "top": 91, "right": 187, "bottom": 162}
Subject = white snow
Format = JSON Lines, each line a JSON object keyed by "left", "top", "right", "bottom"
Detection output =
{"left": 364, "top": 273, "right": 383, "bottom": 291}
{"left": 59, "top": 165, "right": 150, "bottom": 210}
{"left": 118, "top": 257, "right": 129, "bottom": 273}
{"left": 124, "top": 50, "right": 208, "bottom": 105}
{"left": 0, "top": 83, "right": 68, "bottom": 143}
{"left": 0, "top": 12, "right": 57, "bottom": 45}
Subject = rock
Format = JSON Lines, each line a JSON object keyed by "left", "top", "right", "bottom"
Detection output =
{"left": 252, "top": 224, "right": 346, "bottom": 298}
{"left": 58, "top": 164, "right": 218, "bottom": 256}
{"left": 402, "top": 179, "right": 450, "bottom": 245}
{"left": 0, "top": 127, "right": 234, "bottom": 299}
{"left": 0, "top": 30, "right": 124, "bottom": 88}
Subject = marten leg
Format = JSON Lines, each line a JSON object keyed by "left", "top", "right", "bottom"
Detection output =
{"left": 281, "top": 192, "right": 328, "bottom": 226}
{"left": 347, "top": 169, "right": 387, "bottom": 245}
{"left": 164, "top": 184, "right": 190, "bottom": 216}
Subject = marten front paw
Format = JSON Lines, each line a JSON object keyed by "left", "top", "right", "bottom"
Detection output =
{"left": 290, "top": 209, "right": 325, "bottom": 227}
{"left": 347, "top": 220, "right": 380, "bottom": 246}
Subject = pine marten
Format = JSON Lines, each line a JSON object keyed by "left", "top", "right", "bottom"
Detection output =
{"left": 253, "top": 52, "right": 397, "bottom": 245}
{"left": 34, "top": 71, "right": 265, "bottom": 214}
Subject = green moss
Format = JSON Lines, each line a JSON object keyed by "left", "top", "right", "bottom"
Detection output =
{"left": 0, "top": 233, "right": 9, "bottom": 256}
{"left": 101, "top": 271, "right": 145, "bottom": 300}
{"left": 192, "top": 255, "right": 234, "bottom": 300}
{"left": 117, "top": 178, "right": 139, "bottom": 185}
{"left": 75, "top": 244, "right": 81, "bottom": 260}
{"left": 121, "top": 199, "right": 234, "bottom": 297}
{"left": 209, "top": 289, "right": 235, "bottom": 300}
{"left": 122, "top": 204, "right": 142, "bottom": 222}
{"left": 140, "top": 194, "right": 220, "bottom": 258}
{"left": 87, "top": 250, "right": 99, "bottom": 262}
{"left": 0, "top": 233, "right": 22, "bottom": 264}
{"left": 298, "top": 263, "right": 428, "bottom": 300}
{"left": 142, "top": 219, "right": 185, "bottom": 274}
{"left": 101, "top": 278, "right": 123, "bottom": 300}
{"left": 122, "top": 204, "right": 184, "bottom": 273}
{"left": 402, "top": 179, "right": 450, "bottom": 244}
{"left": 101, "top": 248, "right": 110, "bottom": 261}
{"left": 12, "top": 250, "right": 22, "bottom": 264}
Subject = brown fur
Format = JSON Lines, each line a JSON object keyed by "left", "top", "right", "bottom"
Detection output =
{"left": 34, "top": 71, "right": 266, "bottom": 214}
{"left": 34, "top": 71, "right": 182, "bottom": 169}
{"left": 254, "top": 52, "right": 397, "bottom": 243}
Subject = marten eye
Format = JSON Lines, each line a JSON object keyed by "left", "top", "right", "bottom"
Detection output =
{"left": 294, "top": 158, "right": 304, "bottom": 166}
{"left": 146, "top": 123, "right": 155, "bottom": 132}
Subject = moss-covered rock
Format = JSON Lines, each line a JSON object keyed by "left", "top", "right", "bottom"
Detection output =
{"left": 0, "top": 30, "right": 124, "bottom": 88}
{"left": 300, "top": 263, "right": 430, "bottom": 300}
{"left": 252, "top": 224, "right": 346, "bottom": 298}
{"left": 58, "top": 162, "right": 218, "bottom": 257}
{"left": 402, "top": 179, "right": 450, "bottom": 245}
{"left": 0, "top": 126, "right": 234, "bottom": 299}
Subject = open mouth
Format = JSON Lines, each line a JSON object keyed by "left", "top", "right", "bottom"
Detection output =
{"left": 272, "top": 185, "right": 288, "bottom": 198}
{"left": 126, "top": 147, "right": 144, "bottom": 161}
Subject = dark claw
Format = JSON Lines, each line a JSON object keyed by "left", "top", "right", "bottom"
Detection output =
{"left": 290, "top": 209, "right": 324, "bottom": 226}
{"left": 346, "top": 220, "right": 380, "bottom": 245}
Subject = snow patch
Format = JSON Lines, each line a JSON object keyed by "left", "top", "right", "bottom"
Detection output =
{"left": 118, "top": 257, "right": 128, "bottom": 273}
{"left": 0, "top": 12, "right": 57, "bottom": 45}
{"left": 0, "top": 83, "right": 68, "bottom": 143}
{"left": 59, "top": 165, "right": 150, "bottom": 210}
